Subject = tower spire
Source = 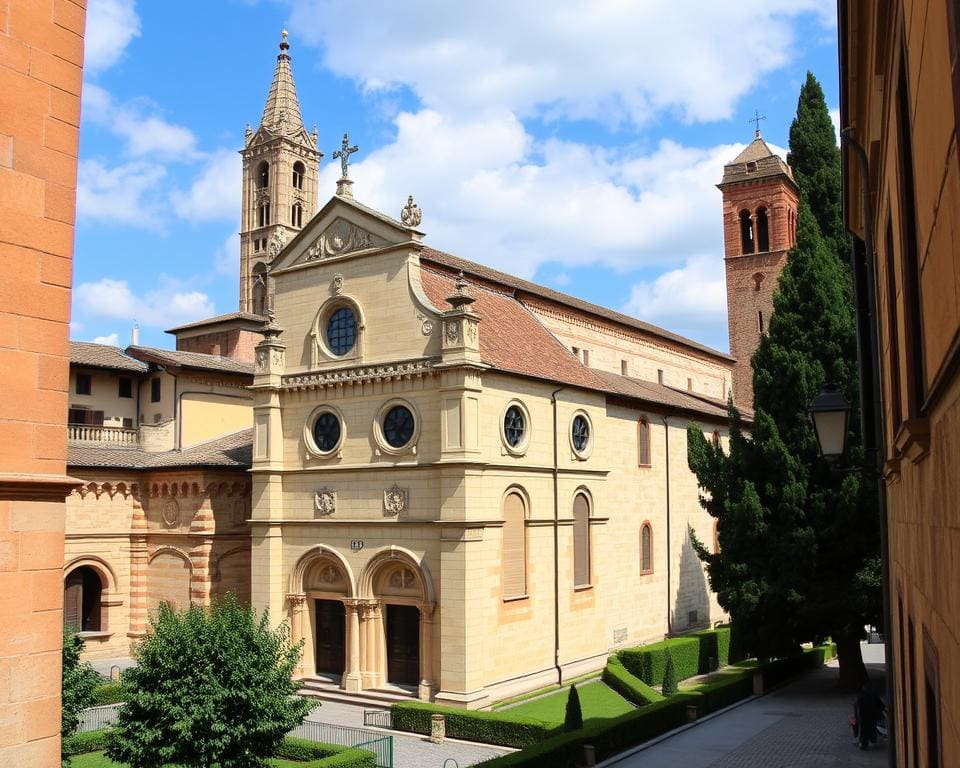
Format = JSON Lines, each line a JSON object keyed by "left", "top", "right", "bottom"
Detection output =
{"left": 258, "top": 29, "right": 309, "bottom": 141}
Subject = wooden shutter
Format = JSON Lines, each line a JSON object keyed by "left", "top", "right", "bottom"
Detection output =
{"left": 638, "top": 417, "right": 651, "bottom": 466}
{"left": 64, "top": 571, "right": 82, "bottom": 631}
{"left": 573, "top": 494, "right": 590, "bottom": 586}
{"left": 502, "top": 493, "right": 527, "bottom": 597}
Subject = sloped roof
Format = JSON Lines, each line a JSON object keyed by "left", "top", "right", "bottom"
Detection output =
{"left": 254, "top": 34, "right": 313, "bottom": 146}
{"left": 166, "top": 311, "right": 266, "bottom": 334}
{"left": 719, "top": 135, "right": 796, "bottom": 188}
{"left": 592, "top": 370, "right": 730, "bottom": 421}
{"left": 420, "top": 248, "right": 733, "bottom": 363}
{"left": 125, "top": 346, "right": 254, "bottom": 376}
{"left": 68, "top": 429, "right": 252, "bottom": 470}
{"left": 70, "top": 342, "right": 149, "bottom": 373}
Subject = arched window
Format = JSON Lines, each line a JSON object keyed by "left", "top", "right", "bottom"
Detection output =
{"left": 711, "top": 429, "right": 721, "bottom": 447}
{"left": 572, "top": 492, "right": 591, "bottom": 587}
{"left": 739, "top": 210, "right": 754, "bottom": 254}
{"left": 258, "top": 201, "right": 270, "bottom": 227}
{"left": 640, "top": 522, "right": 653, "bottom": 574}
{"left": 502, "top": 491, "right": 527, "bottom": 599}
{"left": 638, "top": 415, "right": 651, "bottom": 467}
{"left": 292, "top": 161, "right": 305, "bottom": 190}
{"left": 756, "top": 206, "right": 769, "bottom": 252}
{"left": 292, "top": 202, "right": 303, "bottom": 228}
{"left": 257, "top": 161, "right": 269, "bottom": 189}
{"left": 64, "top": 566, "right": 102, "bottom": 632}
{"left": 251, "top": 263, "right": 267, "bottom": 316}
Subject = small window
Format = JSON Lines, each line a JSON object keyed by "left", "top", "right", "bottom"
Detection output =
{"left": 76, "top": 373, "right": 91, "bottom": 395}
{"left": 572, "top": 492, "right": 591, "bottom": 587}
{"left": 502, "top": 491, "right": 527, "bottom": 599}
{"left": 739, "top": 209, "right": 754, "bottom": 254}
{"left": 758, "top": 310, "right": 765, "bottom": 334}
{"left": 63, "top": 566, "right": 102, "bottom": 633}
{"left": 756, "top": 206, "right": 769, "bottom": 252}
{"left": 258, "top": 202, "right": 270, "bottom": 227}
{"left": 503, "top": 405, "right": 526, "bottom": 448}
{"left": 326, "top": 306, "right": 357, "bottom": 356}
{"left": 638, "top": 416, "right": 651, "bottom": 467}
{"left": 571, "top": 413, "right": 591, "bottom": 457}
{"left": 746, "top": 161, "right": 758, "bottom": 173}
{"left": 292, "top": 202, "right": 303, "bottom": 228}
{"left": 712, "top": 430, "right": 721, "bottom": 447}
{"left": 118, "top": 377, "right": 132, "bottom": 398}
{"left": 150, "top": 378, "right": 161, "bottom": 403}
{"left": 122, "top": 417, "right": 133, "bottom": 429}
{"left": 581, "top": 349, "right": 590, "bottom": 366}
{"left": 292, "top": 161, "right": 305, "bottom": 190}
{"left": 640, "top": 522, "right": 653, "bottom": 574}
{"left": 312, "top": 411, "right": 342, "bottom": 454}
{"left": 68, "top": 407, "right": 88, "bottom": 425}
{"left": 257, "top": 161, "right": 269, "bottom": 188}
{"left": 657, "top": 369, "right": 664, "bottom": 385}
{"left": 687, "top": 377, "right": 693, "bottom": 392}
{"left": 621, "top": 359, "right": 628, "bottom": 376}
{"left": 382, "top": 405, "right": 415, "bottom": 449}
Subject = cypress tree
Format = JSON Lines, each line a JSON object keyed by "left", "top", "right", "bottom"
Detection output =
{"left": 661, "top": 651, "right": 678, "bottom": 696}
{"left": 687, "top": 73, "right": 881, "bottom": 690}
{"left": 563, "top": 685, "right": 583, "bottom": 731}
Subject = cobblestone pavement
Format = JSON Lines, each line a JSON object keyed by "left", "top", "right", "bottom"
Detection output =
{"left": 304, "top": 701, "right": 509, "bottom": 768}
{"left": 602, "top": 643, "right": 890, "bottom": 768}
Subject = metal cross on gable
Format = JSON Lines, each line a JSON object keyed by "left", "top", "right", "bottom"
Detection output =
{"left": 749, "top": 109, "right": 766, "bottom": 137}
{"left": 333, "top": 133, "right": 359, "bottom": 179}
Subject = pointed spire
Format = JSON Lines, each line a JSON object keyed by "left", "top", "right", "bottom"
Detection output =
{"left": 258, "top": 30, "right": 308, "bottom": 140}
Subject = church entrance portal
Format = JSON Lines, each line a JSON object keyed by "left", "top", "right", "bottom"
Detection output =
{"left": 386, "top": 604, "right": 419, "bottom": 686}
{"left": 314, "top": 599, "right": 345, "bottom": 676}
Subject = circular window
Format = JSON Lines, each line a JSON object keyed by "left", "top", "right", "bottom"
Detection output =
{"left": 326, "top": 307, "right": 357, "bottom": 356}
{"left": 312, "top": 412, "right": 341, "bottom": 453}
{"left": 382, "top": 405, "right": 415, "bottom": 448}
{"left": 570, "top": 412, "right": 592, "bottom": 458}
{"left": 504, "top": 406, "right": 525, "bottom": 447}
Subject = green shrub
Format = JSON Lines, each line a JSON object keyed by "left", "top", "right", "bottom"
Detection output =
{"left": 62, "top": 728, "right": 110, "bottom": 757}
{"left": 602, "top": 656, "right": 663, "bottom": 706}
{"left": 91, "top": 682, "right": 126, "bottom": 706}
{"left": 692, "top": 626, "right": 731, "bottom": 671}
{"left": 391, "top": 701, "right": 551, "bottom": 748}
{"left": 661, "top": 652, "right": 678, "bottom": 696}
{"left": 274, "top": 737, "right": 375, "bottom": 767}
{"left": 472, "top": 695, "right": 695, "bottom": 767}
{"left": 617, "top": 637, "right": 699, "bottom": 685}
{"left": 563, "top": 686, "right": 582, "bottom": 731}
{"left": 728, "top": 623, "right": 748, "bottom": 663}
{"left": 685, "top": 671, "right": 753, "bottom": 713}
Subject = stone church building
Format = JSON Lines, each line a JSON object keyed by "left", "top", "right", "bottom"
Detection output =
{"left": 64, "top": 34, "right": 794, "bottom": 707}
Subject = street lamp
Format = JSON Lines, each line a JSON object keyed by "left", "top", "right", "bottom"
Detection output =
{"left": 807, "top": 386, "right": 851, "bottom": 463}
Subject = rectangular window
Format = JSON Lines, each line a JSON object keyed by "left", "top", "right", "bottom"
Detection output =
{"left": 150, "top": 378, "right": 161, "bottom": 403}
{"left": 75, "top": 373, "right": 91, "bottom": 395}
{"left": 885, "top": 219, "right": 904, "bottom": 433}
{"left": 122, "top": 417, "right": 133, "bottom": 429}
{"left": 572, "top": 494, "right": 591, "bottom": 587}
{"left": 502, "top": 492, "right": 527, "bottom": 599}
{"left": 638, "top": 417, "right": 651, "bottom": 467}
{"left": 657, "top": 369, "right": 664, "bottom": 385}
{"left": 687, "top": 377, "right": 693, "bottom": 392}
{"left": 581, "top": 349, "right": 590, "bottom": 366}
{"left": 68, "top": 407, "right": 88, "bottom": 425}
{"left": 621, "top": 359, "right": 628, "bottom": 376}
{"left": 758, "top": 310, "right": 764, "bottom": 334}
{"left": 118, "top": 377, "right": 132, "bottom": 398}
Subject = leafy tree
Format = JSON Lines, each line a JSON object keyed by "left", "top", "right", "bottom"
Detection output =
{"left": 563, "top": 685, "right": 583, "bottom": 731}
{"left": 687, "top": 73, "right": 881, "bottom": 691}
{"left": 61, "top": 630, "right": 100, "bottom": 739}
{"left": 106, "top": 594, "right": 310, "bottom": 768}
{"left": 661, "top": 652, "right": 678, "bottom": 696}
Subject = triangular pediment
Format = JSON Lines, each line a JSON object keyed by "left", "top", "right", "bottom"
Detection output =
{"left": 270, "top": 193, "right": 424, "bottom": 273}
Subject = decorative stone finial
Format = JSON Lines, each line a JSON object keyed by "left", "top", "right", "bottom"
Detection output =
{"left": 446, "top": 270, "right": 475, "bottom": 309}
{"left": 333, "top": 132, "right": 359, "bottom": 179}
{"left": 312, "top": 125, "right": 319, "bottom": 148}
{"left": 401, "top": 195, "right": 422, "bottom": 228}
{"left": 280, "top": 29, "right": 290, "bottom": 52}
{"left": 245, "top": 123, "right": 253, "bottom": 142}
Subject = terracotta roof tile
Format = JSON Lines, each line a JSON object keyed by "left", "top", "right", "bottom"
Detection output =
{"left": 592, "top": 370, "right": 731, "bottom": 421}
{"left": 70, "top": 342, "right": 149, "bottom": 372}
{"left": 719, "top": 136, "right": 796, "bottom": 187}
{"left": 68, "top": 429, "right": 252, "bottom": 469}
{"left": 126, "top": 346, "right": 254, "bottom": 376}
{"left": 165, "top": 311, "right": 266, "bottom": 333}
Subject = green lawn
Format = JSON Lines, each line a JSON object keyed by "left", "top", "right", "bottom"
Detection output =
{"left": 502, "top": 680, "right": 634, "bottom": 726}
{"left": 69, "top": 752, "right": 309, "bottom": 767}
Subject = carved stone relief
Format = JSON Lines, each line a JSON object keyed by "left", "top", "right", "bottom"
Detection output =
{"left": 255, "top": 348, "right": 268, "bottom": 371}
{"left": 161, "top": 498, "right": 180, "bottom": 528}
{"left": 303, "top": 218, "right": 384, "bottom": 262}
{"left": 314, "top": 487, "right": 336, "bottom": 517}
{"left": 444, "top": 322, "right": 460, "bottom": 344}
{"left": 383, "top": 484, "right": 407, "bottom": 516}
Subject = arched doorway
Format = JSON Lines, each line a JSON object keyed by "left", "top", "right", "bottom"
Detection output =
{"left": 304, "top": 560, "right": 349, "bottom": 677}
{"left": 64, "top": 566, "right": 103, "bottom": 632}
{"left": 378, "top": 567, "right": 421, "bottom": 687}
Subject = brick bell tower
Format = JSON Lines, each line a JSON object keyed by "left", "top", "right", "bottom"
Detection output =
{"left": 718, "top": 129, "right": 799, "bottom": 409}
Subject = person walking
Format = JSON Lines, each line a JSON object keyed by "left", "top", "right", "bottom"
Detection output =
{"left": 854, "top": 682, "right": 885, "bottom": 750}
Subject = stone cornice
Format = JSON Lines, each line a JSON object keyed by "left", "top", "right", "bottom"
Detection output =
{"left": 281, "top": 357, "right": 440, "bottom": 391}
{"left": 0, "top": 473, "right": 83, "bottom": 501}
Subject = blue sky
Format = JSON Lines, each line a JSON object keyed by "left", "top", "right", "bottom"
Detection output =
{"left": 72, "top": 0, "right": 840, "bottom": 353}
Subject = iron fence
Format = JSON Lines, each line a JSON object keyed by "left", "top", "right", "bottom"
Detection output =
{"left": 77, "top": 704, "right": 123, "bottom": 732}
{"left": 363, "top": 709, "right": 392, "bottom": 729}
{"left": 289, "top": 719, "right": 393, "bottom": 768}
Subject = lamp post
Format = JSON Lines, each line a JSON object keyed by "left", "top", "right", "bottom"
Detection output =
{"left": 807, "top": 386, "right": 852, "bottom": 464}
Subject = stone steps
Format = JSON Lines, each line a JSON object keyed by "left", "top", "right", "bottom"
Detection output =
{"left": 297, "top": 677, "right": 417, "bottom": 709}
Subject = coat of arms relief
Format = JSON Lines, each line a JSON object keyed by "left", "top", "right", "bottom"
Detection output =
{"left": 383, "top": 484, "right": 407, "bottom": 517}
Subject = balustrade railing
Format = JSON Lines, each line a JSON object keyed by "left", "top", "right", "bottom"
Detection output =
{"left": 68, "top": 425, "right": 139, "bottom": 446}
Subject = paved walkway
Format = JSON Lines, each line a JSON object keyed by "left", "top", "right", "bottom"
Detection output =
{"left": 600, "top": 643, "right": 889, "bottom": 768}
{"left": 304, "top": 700, "right": 510, "bottom": 768}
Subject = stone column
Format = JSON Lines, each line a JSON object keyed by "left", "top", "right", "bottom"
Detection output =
{"left": 343, "top": 599, "right": 362, "bottom": 692}
{"left": 359, "top": 601, "right": 376, "bottom": 688}
{"left": 419, "top": 603, "right": 435, "bottom": 700}
{"left": 372, "top": 603, "right": 386, "bottom": 689}
{"left": 189, "top": 537, "right": 214, "bottom": 606}
{"left": 127, "top": 534, "right": 148, "bottom": 639}
{"left": 288, "top": 593, "right": 306, "bottom": 677}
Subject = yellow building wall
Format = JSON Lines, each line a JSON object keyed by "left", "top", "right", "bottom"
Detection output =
{"left": 181, "top": 393, "right": 253, "bottom": 449}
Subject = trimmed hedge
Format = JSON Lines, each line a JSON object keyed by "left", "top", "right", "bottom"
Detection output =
{"left": 684, "top": 671, "right": 753, "bottom": 713}
{"left": 692, "top": 626, "right": 730, "bottom": 671}
{"left": 91, "top": 682, "right": 125, "bottom": 706}
{"left": 391, "top": 700, "right": 552, "bottom": 748}
{"left": 62, "top": 731, "right": 375, "bottom": 767}
{"left": 274, "top": 737, "right": 376, "bottom": 767}
{"left": 618, "top": 636, "right": 699, "bottom": 686}
{"left": 602, "top": 656, "right": 663, "bottom": 706}
{"left": 62, "top": 728, "right": 110, "bottom": 757}
{"left": 473, "top": 695, "right": 695, "bottom": 767}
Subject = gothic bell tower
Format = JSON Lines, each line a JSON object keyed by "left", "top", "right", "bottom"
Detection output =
{"left": 239, "top": 31, "right": 322, "bottom": 315}
{"left": 718, "top": 129, "right": 799, "bottom": 408}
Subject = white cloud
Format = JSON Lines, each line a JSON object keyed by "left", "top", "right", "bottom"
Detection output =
{"left": 82, "top": 84, "right": 199, "bottom": 160}
{"left": 172, "top": 151, "right": 241, "bottom": 221}
{"left": 76, "top": 159, "right": 167, "bottom": 226}
{"left": 320, "top": 109, "right": 741, "bottom": 278}
{"left": 829, "top": 107, "right": 841, "bottom": 146}
{"left": 213, "top": 232, "right": 240, "bottom": 278}
{"left": 92, "top": 333, "right": 120, "bottom": 346}
{"left": 84, "top": 0, "right": 141, "bottom": 73}
{"left": 291, "top": 0, "right": 834, "bottom": 125}
{"left": 74, "top": 277, "right": 215, "bottom": 329}
{"left": 622, "top": 256, "right": 729, "bottom": 347}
